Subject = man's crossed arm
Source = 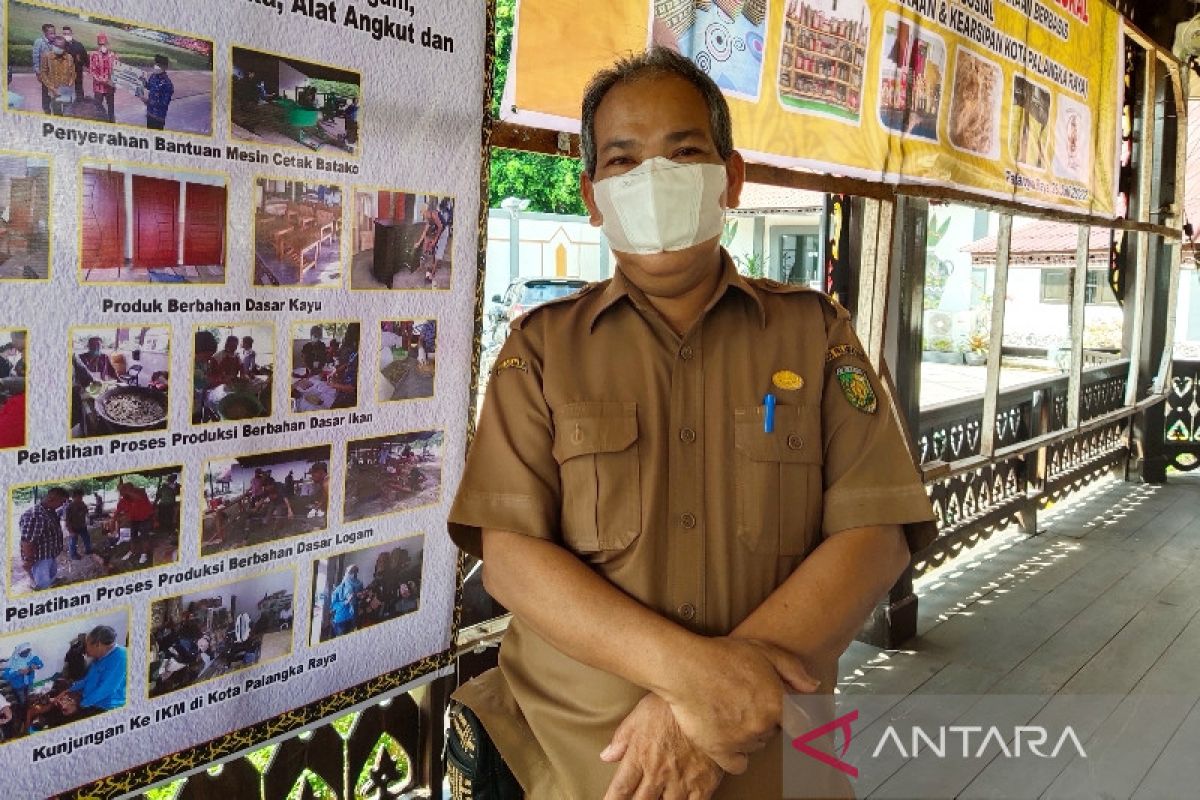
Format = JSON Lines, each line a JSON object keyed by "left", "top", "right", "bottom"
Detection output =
{"left": 480, "top": 525, "right": 910, "bottom": 799}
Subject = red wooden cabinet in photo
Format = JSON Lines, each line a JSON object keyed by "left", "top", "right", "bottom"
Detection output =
{"left": 184, "top": 183, "right": 228, "bottom": 267}
{"left": 81, "top": 168, "right": 125, "bottom": 268}
{"left": 132, "top": 175, "right": 179, "bottom": 269}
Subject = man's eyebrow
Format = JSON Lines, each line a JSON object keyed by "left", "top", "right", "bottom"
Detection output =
{"left": 600, "top": 138, "right": 637, "bottom": 153}
{"left": 664, "top": 128, "right": 707, "bottom": 144}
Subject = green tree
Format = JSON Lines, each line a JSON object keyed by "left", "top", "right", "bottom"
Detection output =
{"left": 489, "top": 0, "right": 587, "bottom": 215}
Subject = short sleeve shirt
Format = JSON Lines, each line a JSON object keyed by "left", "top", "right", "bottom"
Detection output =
{"left": 447, "top": 252, "right": 935, "bottom": 799}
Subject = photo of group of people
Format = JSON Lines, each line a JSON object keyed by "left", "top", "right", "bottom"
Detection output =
{"left": 148, "top": 571, "right": 294, "bottom": 697}
{"left": 10, "top": 467, "right": 183, "bottom": 594}
{"left": 290, "top": 322, "right": 359, "bottom": 412}
{"left": 343, "top": 431, "right": 442, "bottom": 523}
{"left": 0, "top": 612, "right": 128, "bottom": 742}
{"left": 231, "top": 47, "right": 360, "bottom": 156}
{"left": 254, "top": 179, "right": 344, "bottom": 287}
{"left": 310, "top": 536, "right": 424, "bottom": 645}
{"left": 0, "top": 329, "right": 26, "bottom": 450}
{"left": 350, "top": 189, "right": 453, "bottom": 290}
{"left": 192, "top": 324, "right": 275, "bottom": 424}
{"left": 378, "top": 320, "right": 436, "bottom": 402}
{"left": 6, "top": 0, "right": 215, "bottom": 133}
{"left": 201, "top": 446, "right": 330, "bottom": 555}
{"left": 0, "top": 153, "right": 50, "bottom": 281}
{"left": 80, "top": 162, "right": 228, "bottom": 284}
{"left": 70, "top": 325, "right": 170, "bottom": 440}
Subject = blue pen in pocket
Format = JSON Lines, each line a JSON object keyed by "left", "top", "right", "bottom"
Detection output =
{"left": 763, "top": 393, "right": 776, "bottom": 434}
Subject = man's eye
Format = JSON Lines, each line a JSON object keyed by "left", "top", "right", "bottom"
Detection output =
{"left": 672, "top": 148, "right": 702, "bottom": 158}
{"left": 607, "top": 157, "right": 633, "bottom": 167}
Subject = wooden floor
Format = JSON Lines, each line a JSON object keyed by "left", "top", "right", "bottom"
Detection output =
{"left": 838, "top": 472, "right": 1200, "bottom": 799}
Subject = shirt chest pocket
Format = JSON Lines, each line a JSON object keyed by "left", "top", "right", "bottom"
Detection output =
{"left": 552, "top": 402, "right": 641, "bottom": 555}
{"left": 733, "top": 404, "right": 823, "bottom": 556}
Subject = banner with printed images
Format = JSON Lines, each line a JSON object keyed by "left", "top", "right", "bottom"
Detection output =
{"left": 507, "top": 0, "right": 1124, "bottom": 216}
{"left": 0, "top": 0, "right": 485, "bottom": 795}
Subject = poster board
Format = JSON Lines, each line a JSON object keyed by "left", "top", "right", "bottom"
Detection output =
{"left": 0, "top": 0, "right": 485, "bottom": 795}
{"left": 505, "top": 0, "right": 1124, "bottom": 217}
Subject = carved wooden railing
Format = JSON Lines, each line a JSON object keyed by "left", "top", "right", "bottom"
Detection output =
{"left": 1165, "top": 358, "right": 1200, "bottom": 472}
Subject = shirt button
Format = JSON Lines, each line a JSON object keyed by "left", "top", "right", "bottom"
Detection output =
{"left": 680, "top": 512, "right": 697, "bottom": 529}
{"left": 680, "top": 345, "right": 694, "bottom": 361}
{"left": 677, "top": 603, "right": 696, "bottom": 621}
{"left": 680, "top": 427, "right": 696, "bottom": 444}
{"left": 787, "top": 433, "right": 804, "bottom": 450}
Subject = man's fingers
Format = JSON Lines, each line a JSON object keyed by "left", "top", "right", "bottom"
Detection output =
{"left": 764, "top": 646, "right": 820, "bottom": 693}
{"left": 601, "top": 710, "right": 638, "bottom": 762}
{"left": 632, "top": 776, "right": 664, "bottom": 800}
{"left": 602, "top": 758, "right": 644, "bottom": 800}
{"left": 712, "top": 750, "right": 748, "bottom": 775}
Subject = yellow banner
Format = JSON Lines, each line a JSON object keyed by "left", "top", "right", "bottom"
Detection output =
{"left": 508, "top": 0, "right": 1123, "bottom": 216}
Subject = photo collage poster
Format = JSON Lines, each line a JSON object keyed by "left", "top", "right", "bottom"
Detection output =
{"left": 0, "top": 0, "right": 485, "bottom": 794}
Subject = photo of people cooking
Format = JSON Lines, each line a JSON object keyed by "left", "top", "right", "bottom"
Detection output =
{"left": 378, "top": 319, "right": 436, "bottom": 402}
{"left": 289, "top": 322, "right": 360, "bottom": 412}
{"left": 148, "top": 571, "right": 294, "bottom": 698}
{"left": 309, "top": 536, "right": 425, "bottom": 645}
{"left": 200, "top": 446, "right": 331, "bottom": 556}
{"left": 192, "top": 325, "right": 275, "bottom": 424}
{"left": 343, "top": 431, "right": 442, "bottom": 523}
{"left": 10, "top": 467, "right": 183, "bottom": 594}
{"left": 0, "top": 329, "right": 26, "bottom": 449}
{"left": 0, "top": 612, "right": 128, "bottom": 743}
{"left": 70, "top": 325, "right": 170, "bottom": 440}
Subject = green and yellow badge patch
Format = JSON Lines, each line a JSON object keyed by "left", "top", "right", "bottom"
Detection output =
{"left": 491, "top": 356, "right": 528, "bottom": 375}
{"left": 835, "top": 365, "right": 877, "bottom": 414}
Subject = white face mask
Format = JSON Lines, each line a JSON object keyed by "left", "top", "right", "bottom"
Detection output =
{"left": 592, "top": 157, "right": 728, "bottom": 255}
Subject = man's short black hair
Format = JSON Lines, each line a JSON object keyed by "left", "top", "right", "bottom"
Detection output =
{"left": 195, "top": 330, "right": 218, "bottom": 354}
{"left": 580, "top": 46, "right": 733, "bottom": 178}
{"left": 46, "top": 487, "right": 69, "bottom": 500}
{"left": 87, "top": 625, "right": 117, "bottom": 646}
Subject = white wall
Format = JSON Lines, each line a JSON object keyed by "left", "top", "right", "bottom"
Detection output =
{"left": 277, "top": 61, "right": 309, "bottom": 99}
{"left": 484, "top": 211, "right": 612, "bottom": 303}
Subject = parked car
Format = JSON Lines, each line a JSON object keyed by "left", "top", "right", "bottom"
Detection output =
{"left": 486, "top": 277, "right": 589, "bottom": 345}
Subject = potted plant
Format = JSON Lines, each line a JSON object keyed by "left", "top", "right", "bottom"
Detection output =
{"left": 922, "top": 335, "right": 963, "bottom": 364}
{"left": 964, "top": 332, "right": 989, "bottom": 366}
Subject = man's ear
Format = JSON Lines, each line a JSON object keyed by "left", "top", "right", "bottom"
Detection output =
{"left": 724, "top": 150, "right": 746, "bottom": 210}
{"left": 580, "top": 171, "right": 604, "bottom": 227}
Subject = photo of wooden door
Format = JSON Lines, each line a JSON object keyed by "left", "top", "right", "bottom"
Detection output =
{"left": 184, "top": 183, "right": 227, "bottom": 266}
{"left": 81, "top": 169, "right": 125, "bottom": 268}
{"left": 132, "top": 175, "right": 179, "bottom": 269}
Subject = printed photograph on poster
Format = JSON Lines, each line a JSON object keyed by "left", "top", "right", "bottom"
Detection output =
{"left": 309, "top": 535, "right": 425, "bottom": 644}
{"left": 69, "top": 324, "right": 170, "bottom": 440}
{"left": 650, "top": 0, "right": 768, "bottom": 101}
{"left": 80, "top": 162, "right": 228, "bottom": 284}
{"left": 289, "top": 322, "right": 359, "bottom": 412}
{"left": 200, "top": 445, "right": 331, "bottom": 555}
{"left": 343, "top": 431, "right": 442, "bottom": 523}
{"left": 0, "top": 329, "right": 27, "bottom": 450}
{"left": 378, "top": 319, "right": 436, "bottom": 402}
{"left": 0, "top": 610, "right": 129, "bottom": 744}
{"left": 350, "top": 188, "right": 454, "bottom": 290}
{"left": 877, "top": 14, "right": 944, "bottom": 142}
{"left": 1052, "top": 94, "right": 1092, "bottom": 183}
{"left": 1010, "top": 75, "right": 1052, "bottom": 171}
{"left": 254, "top": 178, "right": 344, "bottom": 288}
{"left": 5, "top": 0, "right": 214, "bottom": 133}
{"left": 0, "top": 152, "right": 50, "bottom": 281}
{"left": 9, "top": 466, "right": 183, "bottom": 595}
{"left": 777, "top": 0, "right": 869, "bottom": 122}
{"left": 231, "top": 47, "right": 360, "bottom": 156}
{"left": 148, "top": 570, "right": 294, "bottom": 698}
{"left": 193, "top": 324, "right": 275, "bottom": 424}
{"left": 948, "top": 46, "right": 1002, "bottom": 159}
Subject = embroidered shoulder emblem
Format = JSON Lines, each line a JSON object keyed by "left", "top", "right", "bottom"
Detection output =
{"left": 825, "top": 343, "right": 867, "bottom": 364}
{"left": 835, "top": 365, "right": 877, "bottom": 414}
{"left": 492, "top": 357, "right": 528, "bottom": 375}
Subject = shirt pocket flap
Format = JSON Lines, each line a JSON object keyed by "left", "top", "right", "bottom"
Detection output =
{"left": 734, "top": 404, "right": 822, "bottom": 465}
{"left": 552, "top": 402, "right": 638, "bottom": 463}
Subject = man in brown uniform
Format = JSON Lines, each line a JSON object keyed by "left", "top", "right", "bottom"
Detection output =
{"left": 448, "top": 48, "right": 936, "bottom": 799}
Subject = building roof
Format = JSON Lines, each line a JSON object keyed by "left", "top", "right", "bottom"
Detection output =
{"left": 730, "top": 182, "right": 824, "bottom": 214}
{"left": 964, "top": 219, "right": 1113, "bottom": 256}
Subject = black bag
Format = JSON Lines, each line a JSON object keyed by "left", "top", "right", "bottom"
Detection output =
{"left": 446, "top": 701, "right": 524, "bottom": 800}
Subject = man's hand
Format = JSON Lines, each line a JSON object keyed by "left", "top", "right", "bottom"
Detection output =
{"left": 662, "top": 637, "right": 820, "bottom": 774}
{"left": 600, "top": 694, "right": 723, "bottom": 800}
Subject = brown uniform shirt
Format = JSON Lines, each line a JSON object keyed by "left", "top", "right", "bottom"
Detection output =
{"left": 448, "top": 252, "right": 936, "bottom": 799}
